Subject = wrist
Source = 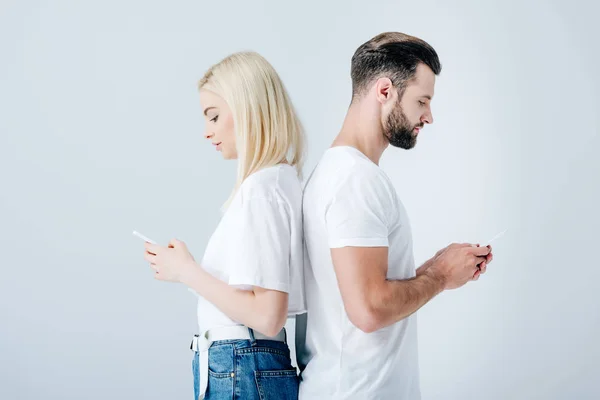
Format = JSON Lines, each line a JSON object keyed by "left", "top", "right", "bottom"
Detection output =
{"left": 423, "top": 264, "right": 447, "bottom": 292}
{"left": 180, "top": 260, "right": 201, "bottom": 286}
{"left": 416, "top": 258, "right": 433, "bottom": 276}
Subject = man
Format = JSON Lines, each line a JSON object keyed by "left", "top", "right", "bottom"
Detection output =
{"left": 297, "top": 32, "right": 494, "bottom": 399}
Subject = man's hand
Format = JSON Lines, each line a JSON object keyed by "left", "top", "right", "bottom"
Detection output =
{"left": 425, "top": 243, "right": 491, "bottom": 290}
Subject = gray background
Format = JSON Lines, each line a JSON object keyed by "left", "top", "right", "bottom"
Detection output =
{"left": 1, "top": 0, "right": 598, "bottom": 399}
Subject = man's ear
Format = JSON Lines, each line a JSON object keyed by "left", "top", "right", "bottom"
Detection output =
{"left": 374, "top": 77, "right": 394, "bottom": 104}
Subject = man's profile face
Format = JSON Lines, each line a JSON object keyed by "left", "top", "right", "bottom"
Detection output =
{"left": 384, "top": 63, "right": 436, "bottom": 149}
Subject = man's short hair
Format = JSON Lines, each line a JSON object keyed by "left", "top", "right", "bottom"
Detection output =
{"left": 351, "top": 32, "right": 442, "bottom": 98}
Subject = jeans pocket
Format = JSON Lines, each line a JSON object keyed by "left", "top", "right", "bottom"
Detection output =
{"left": 254, "top": 369, "right": 299, "bottom": 400}
{"left": 205, "top": 370, "right": 233, "bottom": 400}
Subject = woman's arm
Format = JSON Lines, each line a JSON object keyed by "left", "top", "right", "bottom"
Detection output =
{"left": 144, "top": 240, "right": 288, "bottom": 337}
{"left": 183, "top": 262, "right": 288, "bottom": 337}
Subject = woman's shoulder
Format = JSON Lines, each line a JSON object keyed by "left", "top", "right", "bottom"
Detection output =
{"left": 240, "top": 164, "right": 301, "bottom": 203}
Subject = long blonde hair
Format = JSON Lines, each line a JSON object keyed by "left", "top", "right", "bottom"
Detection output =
{"left": 198, "top": 52, "right": 305, "bottom": 208}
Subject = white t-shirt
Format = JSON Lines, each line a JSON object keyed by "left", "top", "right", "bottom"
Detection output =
{"left": 196, "top": 164, "right": 306, "bottom": 333}
{"left": 298, "top": 146, "right": 420, "bottom": 399}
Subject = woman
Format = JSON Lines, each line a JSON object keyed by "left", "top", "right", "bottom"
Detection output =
{"left": 143, "top": 52, "right": 305, "bottom": 399}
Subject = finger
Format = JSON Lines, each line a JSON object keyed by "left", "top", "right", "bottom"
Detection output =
{"left": 472, "top": 269, "right": 481, "bottom": 280}
{"left": 169, "top": 238, "right": 183, "bottom": 248}
{"left": 486, "top": 252, "right": 493, "bottom": 263}
{"left": 479, "top": 261, "right": 487, "bottom": 274}
{"left": 144, "top": 252, "right": 156, "bottom": 263}
{"left": 470, "top": 255, "right": 487, "bottom": 268}
{"left": 144, "top": 242, "right": 160, "bottom": 255}
{"left": 468, "top": 245, "right": 491, "bottom": 256}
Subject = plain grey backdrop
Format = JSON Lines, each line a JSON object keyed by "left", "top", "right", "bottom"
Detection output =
{"left": 1, "top": 0, "right": 598, "bottom": 399}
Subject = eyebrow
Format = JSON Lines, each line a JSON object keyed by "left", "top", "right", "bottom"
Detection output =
{"left": 421, "top": 95, "right": 432, "bottom": 100}
{"left": 203, "top": 107, "right": 217, "bottom": 116}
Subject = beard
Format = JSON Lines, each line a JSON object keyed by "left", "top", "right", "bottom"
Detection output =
{"left": 384, "top": 103, "right": 423, "bottom": 150}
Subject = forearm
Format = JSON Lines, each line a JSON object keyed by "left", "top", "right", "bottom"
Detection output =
{"left": 368, "top": 269, "right": 445, "bottom": 331}
{"left": 181, "top": 262, "right": 286, "bottom": 336}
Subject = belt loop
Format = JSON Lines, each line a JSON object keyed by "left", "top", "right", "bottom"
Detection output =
{"left": 248, "top": 327, "right": 257, "bottom": 346}
{"left": 190, "top": 334, "right": 199, "bottom": 351}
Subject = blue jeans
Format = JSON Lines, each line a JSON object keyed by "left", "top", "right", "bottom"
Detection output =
{"left": 192, "top": 337, "right": 299, "bottom": 399}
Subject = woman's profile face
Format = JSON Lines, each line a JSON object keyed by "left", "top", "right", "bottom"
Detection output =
{"left": 199, "top": 89, "right": 237, "bottom": 160}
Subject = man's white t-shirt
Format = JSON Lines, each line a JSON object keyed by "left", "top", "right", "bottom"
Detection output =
{"left": 298, "top": 146, "right": 420, "bottom": 399}
{"left": 196, "top": 164, "right": 306, "bottom": 333}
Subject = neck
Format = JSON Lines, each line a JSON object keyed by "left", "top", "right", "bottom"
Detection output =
{"left": 332, "top": 100, "right": 389, "bottom": 165}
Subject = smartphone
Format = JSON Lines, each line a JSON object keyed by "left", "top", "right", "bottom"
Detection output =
{"left": 485, "top": 229, "right": 507, "bottom": 246}
{"left": 132, "top": 230, "right": 157, "bottom": 244}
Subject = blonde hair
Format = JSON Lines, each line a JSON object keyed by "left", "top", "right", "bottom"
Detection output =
{"left": 198, "top": 52, "right": 305, "bottom": 208}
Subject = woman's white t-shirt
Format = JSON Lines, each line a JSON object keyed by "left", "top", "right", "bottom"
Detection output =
{"left": 195, "top": 164, "right": 305, "bottom": 333}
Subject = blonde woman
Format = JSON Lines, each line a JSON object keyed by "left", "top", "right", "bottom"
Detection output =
{"left": 142, "top": 52, "right": 305, "bottom": 399}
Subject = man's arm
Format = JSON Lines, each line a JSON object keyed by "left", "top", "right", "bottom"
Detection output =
{"left": 331, "top": 246, "right": 444, "bottom": 333}
{"left": 331, "top": 244, "right": 489, "bottom": 333}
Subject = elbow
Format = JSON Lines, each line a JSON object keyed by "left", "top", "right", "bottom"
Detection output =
{"left": 260, "top": 320, "right": 286, "bottom": 338}
{"left": 347, "top": 304, "right": 382, "bottom": 334}
{"left": 256, "top": 312, "right": 287, "bottom": 338}
{"left": 250, "top": 291, "right": 289, "bottom": 337}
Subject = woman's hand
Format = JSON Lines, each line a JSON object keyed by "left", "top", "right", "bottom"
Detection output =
{"left": 144, "top": 239, "right": 197, "bottom": 283}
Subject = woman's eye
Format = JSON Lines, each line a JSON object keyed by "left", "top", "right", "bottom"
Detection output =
{"left": 210, "top": 115, "right": 219, "bottom": 123}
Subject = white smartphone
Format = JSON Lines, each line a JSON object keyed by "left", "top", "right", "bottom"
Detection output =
{"left": 132, "top": 230, "right": 157, "bottom": 244}
{"left": 485, "top": 228, "right": 507, "bottom": 246}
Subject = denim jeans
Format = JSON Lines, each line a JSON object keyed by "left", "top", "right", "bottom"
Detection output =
{"left": 192, "top": 338, "right": 299, "bottom": 399}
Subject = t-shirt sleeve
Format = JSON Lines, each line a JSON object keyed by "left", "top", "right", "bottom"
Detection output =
{"left": 326, "top": 171, "right": 394, "bottom": 248}
{"left": 227, "top": 196, "right": 291, "bottom": 293}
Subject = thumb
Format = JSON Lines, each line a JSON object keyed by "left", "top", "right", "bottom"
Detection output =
{"left": 468, "top": 245, "right": 490, "bottom": 256}
{"left": 168, "top": 238, "right": 184, "bottom": 249}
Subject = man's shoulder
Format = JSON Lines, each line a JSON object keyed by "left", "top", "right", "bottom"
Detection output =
{"left": 304, "top": 159, "right": 396, "bottom": 218}
{"left": 307, "top": 148, "right": 390, "bottom": 191}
